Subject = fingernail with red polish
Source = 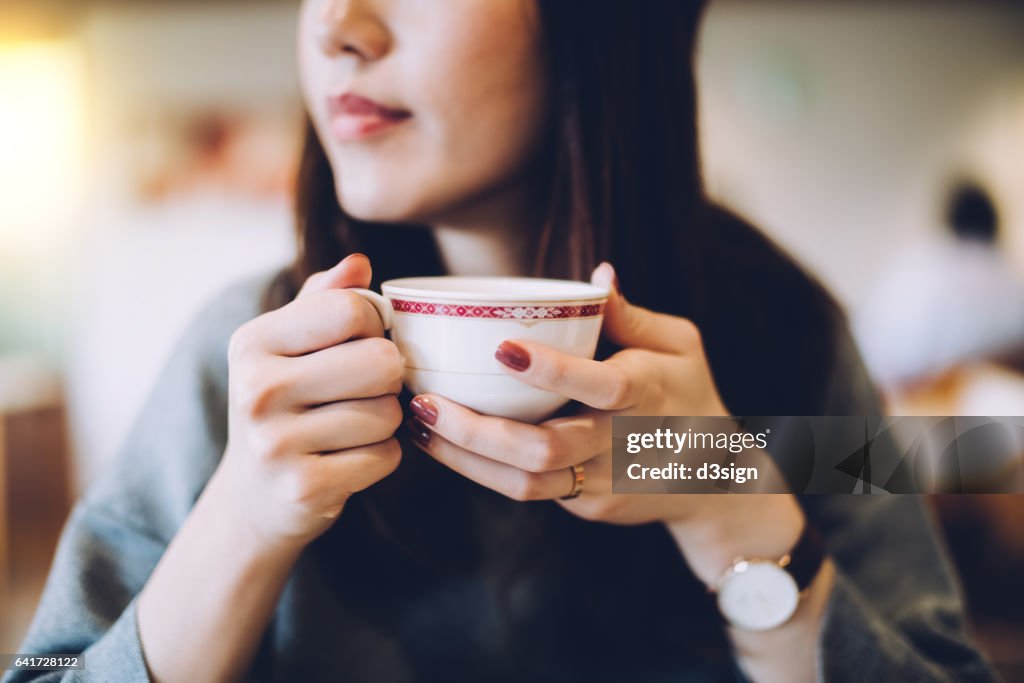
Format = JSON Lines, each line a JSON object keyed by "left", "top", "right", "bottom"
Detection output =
{"left": 405, "top": 418, "right": 431, "bottom": 448}
{"left": 495, "top": 341, "right": 531, "bottom": 371}
{"left": 410, "top": 396, "right": 438, "bottom": 425}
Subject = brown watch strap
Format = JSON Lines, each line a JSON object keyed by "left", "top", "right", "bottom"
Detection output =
{"left": 780, "top": 521, "right": 826, "bottom": 592}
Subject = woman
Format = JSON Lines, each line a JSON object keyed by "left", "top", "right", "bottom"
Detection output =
{"left": 9, "top": 1, "right": 999, "bottom": 682}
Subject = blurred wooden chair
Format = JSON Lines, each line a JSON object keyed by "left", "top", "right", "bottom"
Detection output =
{"left": 0, "top": 356, "right": 72, "bottom": 650}
{"left": 0, "top": 416, "right": 7, "bottom": 616}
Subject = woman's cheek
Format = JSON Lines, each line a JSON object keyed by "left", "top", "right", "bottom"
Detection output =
{"left": 426, "top": 45, "right": 547, "bottom": 191}
{"left": 296, "top": 2, "right": 327, "bottom": 116}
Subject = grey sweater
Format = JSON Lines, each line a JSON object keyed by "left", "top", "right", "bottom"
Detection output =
{"left": 5, "top": 270, "right": 1001, "bottom": 682}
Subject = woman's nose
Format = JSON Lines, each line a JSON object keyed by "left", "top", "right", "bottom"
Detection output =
{"left": 316, "top": 0, "right": 392, "bottom": 61}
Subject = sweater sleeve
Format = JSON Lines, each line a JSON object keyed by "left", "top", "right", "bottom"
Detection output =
{"left": 804, "top": 324, "right": 1000, "bottom": 682}
{"left": 2, "top": 271, "right": 274, "bottom": 683}
{"left": 812, "top": 496, "right": 1000, "bottom": 682}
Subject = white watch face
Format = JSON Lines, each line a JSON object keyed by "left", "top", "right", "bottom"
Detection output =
{"left": 717, "top": 560, "right": 800, "bottom": 631}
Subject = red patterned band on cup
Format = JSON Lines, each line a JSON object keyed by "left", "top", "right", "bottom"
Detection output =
{"left": 390, "top": 299, "right": 605, "bottom": 320}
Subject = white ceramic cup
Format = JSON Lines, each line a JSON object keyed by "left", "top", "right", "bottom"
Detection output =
{"left": 351, "top": 276, "right": 609, "bottom": 423}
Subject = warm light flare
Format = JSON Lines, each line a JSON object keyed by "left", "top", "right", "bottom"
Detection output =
{"left": 0, "top": 41, "right": 86, "bottom": 256}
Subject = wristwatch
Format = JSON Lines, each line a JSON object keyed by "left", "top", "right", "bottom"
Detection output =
{"left": 710, "top": 521, "right": 825, "bottom": 631}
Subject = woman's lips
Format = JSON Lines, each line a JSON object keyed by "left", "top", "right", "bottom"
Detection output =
{"left": 328, "top": 93, "right": 412, "bottom": 142}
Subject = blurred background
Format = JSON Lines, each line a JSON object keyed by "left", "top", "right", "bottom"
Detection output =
{"left": 1, "top": 0, "right": 1022, "bottom": 677}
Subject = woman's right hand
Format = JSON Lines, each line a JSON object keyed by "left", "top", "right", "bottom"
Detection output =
{"left": 138, "top": 253, "right": 400, "bottom": 683}
{"left": 216, "top": 253, "right": 404, "bottom": 553}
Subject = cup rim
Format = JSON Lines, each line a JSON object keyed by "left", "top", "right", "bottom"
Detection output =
{"left": 380, "top": 276, "right": 609, "bottom": 303}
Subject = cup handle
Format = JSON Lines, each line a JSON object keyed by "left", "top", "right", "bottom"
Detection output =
{"left": 348, "top": 288, "right": 394, "bottom": 332}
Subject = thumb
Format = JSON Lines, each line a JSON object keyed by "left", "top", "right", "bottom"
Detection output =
{"left": 591, "top": 262, "right": 698, "bottom": 355}
{"left": 298, "top": 253, "right": 373, "bottom": 298}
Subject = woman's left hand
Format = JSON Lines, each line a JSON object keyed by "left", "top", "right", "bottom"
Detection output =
{"left": 406, "top": 263, "right": 732, "bottom": 514}
{"left": 407, "top": 262, "right": 827, "bottom": 679}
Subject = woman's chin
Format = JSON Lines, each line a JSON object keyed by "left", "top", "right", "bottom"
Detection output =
{"left": 335, "top": 188, "right": 418, "bottom": 225}
{"left": 339, "top": 204, "right": 409, "bottom": 224}
{"left": 336, "top": 188, "right": 446, "bottom": 227}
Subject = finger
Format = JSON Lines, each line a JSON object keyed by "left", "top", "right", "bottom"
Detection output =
{"left": 409, "top": 394, "right": 605, "bottom": 472}
{"left": 304, "top": 437, "right": 403, "bottom": 495}
{"left": 297, "top": 253, "right": 372, "bottom": 298}
{"left": 493, "top": 339, "right": 640, "bottom": 411}
{"left": 247, "top": 288, "right": 385, "bottom": 357}
{"left": 591, "top": 262, "right": 700, "bottom": 355}
{"left": 285, "top": 337, "right": 404, "bottom": 406}
{"left": 283, "top": 395, "right": 403, "bottom": 454}
{"left": 406, "top": 419, "right": 581, "bottom": 501}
